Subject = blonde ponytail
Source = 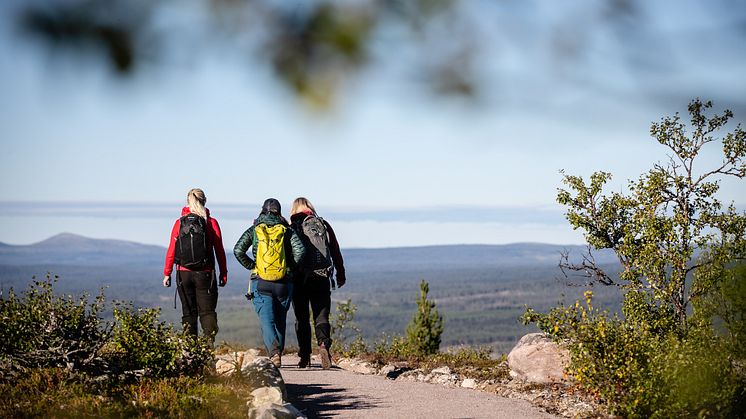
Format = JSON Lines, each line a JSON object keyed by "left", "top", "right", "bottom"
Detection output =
{"left": 187, "top": 188, "right": 207, "bottom": 219}
{"left": 291, "top": 197, "right": 317, "bottom": 216}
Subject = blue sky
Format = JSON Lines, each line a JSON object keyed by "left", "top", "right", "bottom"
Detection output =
{"left": 1, "top": 1, "right": 744, "bottom": 248}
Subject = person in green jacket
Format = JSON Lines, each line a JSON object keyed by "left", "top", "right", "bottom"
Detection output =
{"left": 234, "top": 198, "right": 305, "bottom": 367}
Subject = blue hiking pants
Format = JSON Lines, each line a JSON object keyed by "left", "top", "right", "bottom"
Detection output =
{"left": 250, "top": 278, "right": 293, "bottom": 357}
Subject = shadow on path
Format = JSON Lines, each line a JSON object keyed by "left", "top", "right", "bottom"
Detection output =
{"left": 286, "top": 382, "right": 379, "bottom": 419}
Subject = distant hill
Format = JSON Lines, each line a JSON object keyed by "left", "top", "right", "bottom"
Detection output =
{"left": 0, "top": 233, "right": 617, "bottom": 269}
{"left": 0, "top": 233, "right": 166, "bottom": 266}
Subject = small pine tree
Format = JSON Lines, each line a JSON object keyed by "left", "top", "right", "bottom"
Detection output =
{"left": 405, "top": 280, "right": 444, "bottom": 356}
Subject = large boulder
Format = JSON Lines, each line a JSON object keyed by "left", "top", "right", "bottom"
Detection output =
{"left": 248, "top": 387, "right": 305, "bottom": 419}
{"left": 213, "top": 351, "right": 305, "bottom": 418}
{"left": 507, "top": 333, "right": 569, "bottom": 384}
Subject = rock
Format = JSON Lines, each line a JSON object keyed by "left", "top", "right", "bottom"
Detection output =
{"left": 248, "top": 403, "right": 305, "bottom": 419}
{"left": 249, "top": 388, "right": 304, "bottom": 419}
{"left": 215, "top": 358, "right": 235, "bottom": 376}
{"left": 507, "top": 333, "right": 569, "bottom": 384}
{"left": 461, "top": 378, "right": 477, "bottom": 389}
{"left": 250, "top": 387, "right": 284, "bottom": 407}
{"left": 378, "top": 365, "right": 409, "bottom": 380}
{"left": 424, "top": 366, "right": 459, "bottom": 386}
{"left": 397, "top": 369, "right": 425, "bottom": 382}
{"left": 430, "top": 366, "right": 452, "bottom": 375}
{"left": 215, "top": 350, "right": 263, "bottom": 376}
{"left": 241, "top": 357, "right": 287, "bottom": 399}
{"left": 336, "top": 358, "right": 377, "bottom": 375}
{"left": 378, "top": 365, "right": 396, "bottom": 376}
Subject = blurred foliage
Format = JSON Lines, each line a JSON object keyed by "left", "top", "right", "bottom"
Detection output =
{"left": 9, "top": 0, "right": 714, "bottom": 109}
{"left": 0, "top": 370, "right": 255, "bottom": 418}
{"left": 524, "top": 100, "right": 746, "bottom": 417}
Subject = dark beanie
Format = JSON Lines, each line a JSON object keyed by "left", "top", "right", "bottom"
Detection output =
{"left": 262, "top": 198, "right": 281, "bottom": 214}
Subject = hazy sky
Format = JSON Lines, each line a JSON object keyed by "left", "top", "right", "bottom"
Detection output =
{"left": 1, "top": 1, "right": 744, "bottom": 248}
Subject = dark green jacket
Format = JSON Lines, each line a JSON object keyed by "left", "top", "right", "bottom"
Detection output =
{"left": 233, "top": 213, "right": 305, "bottom": 278}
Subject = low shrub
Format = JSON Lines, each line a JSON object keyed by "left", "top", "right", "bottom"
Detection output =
{"left": 108, "top": 302, "right": 213, "bottom": 377}
{"left": 0, "top": 275, "right": 213, "bottom": 382}
{"left": 0, "top": 274, "right": 110, "bottom": 379}
{"left": 523, "top": 287, "right": 746, "bottom": 418}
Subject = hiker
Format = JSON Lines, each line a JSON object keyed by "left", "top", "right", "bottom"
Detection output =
{"left": 290, "top": 197, "right": 346, "bottom": 369}
{"left": 234, "top": 198, "right": 305, "bottom": 367}
{"left": 163, "top": 188, "right": 227, "bottom": 345}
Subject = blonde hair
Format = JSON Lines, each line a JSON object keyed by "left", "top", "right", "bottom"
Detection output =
{"left": 187, "top": 188, "right": 207, "bottom": 219}
{"left": 291, "top": 197, "right": 317, "bottom": 216}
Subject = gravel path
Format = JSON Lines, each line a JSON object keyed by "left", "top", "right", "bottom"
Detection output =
{"left": 280, "top": 354, "right": 559, "bottom": 419}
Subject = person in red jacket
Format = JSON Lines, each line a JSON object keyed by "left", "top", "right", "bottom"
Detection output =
{"left": 163, "top": 188, "right": 227, "bottom": 344}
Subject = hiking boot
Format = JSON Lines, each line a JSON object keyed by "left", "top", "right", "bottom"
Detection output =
{"left": 319, "top": 344, "right": 331, "bottom": 370}
{"left": 270, "top": 354, "right": 282, "bottom": 368}
{"left": 298, "top": 356, "right": 310, "bottom": 369}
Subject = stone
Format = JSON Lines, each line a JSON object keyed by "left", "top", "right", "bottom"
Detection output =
{"left": 241, "top": 357, "right": 287, "bottom": 399}
{"left": 250, "top": 387, "right": 284, "bottom": 407}
{"left": 461, "top": 378, "right": 477, "bottom": 389}
{"left": 507, "top": 333, "right": 569, "bottom": 384}
{"left": 248, "top": 403, "right": 306, "bottom": 419}
{"left": 215, "top": 358, "right": 235, "bottom": 376}
{"left": 215, "top": 349, "right": 263, "bottom": 376}
{"left": 378, "top": 365, "right": 396, "bottom": 376}
{"left": 248, "top": 387, "right": 304, "bottom": 418}
{"left": 430, "top": 366, "right": 452, "bottom": 375}
{"left": 378, "top": 365, "right": 409, "bottom": 379}
{"left": 336, "top": 358, "right": 377, "bottom": 375}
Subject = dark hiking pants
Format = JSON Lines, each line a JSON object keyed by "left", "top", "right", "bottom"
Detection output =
{"left": 176, "top": 270, "right": 218, "bottom": 343}
{"left": 292, "top": 273, "right": 332, "bottom": 360}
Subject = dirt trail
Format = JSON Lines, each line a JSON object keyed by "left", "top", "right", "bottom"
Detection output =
{"left": 280, "top": 354, "right": 559, "bottom": 419}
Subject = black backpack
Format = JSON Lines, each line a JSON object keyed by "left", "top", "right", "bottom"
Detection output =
{"left": 298, "top": 215, "right": 333, "bottom": 277}
{"left": 175, "top": 213, "right": 211, "bottom": 270}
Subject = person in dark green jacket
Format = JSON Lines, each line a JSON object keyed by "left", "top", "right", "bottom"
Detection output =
{"left": 234, "top": 198, "right": 305, "bottom": 367}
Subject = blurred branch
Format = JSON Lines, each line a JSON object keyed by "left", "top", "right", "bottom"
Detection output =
{"left": 11, "top": 0, "right": 744, "bottom": 109}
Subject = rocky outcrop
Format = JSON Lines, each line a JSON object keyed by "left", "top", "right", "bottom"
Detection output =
{"left": 507, "top": 333, "right": 570, "bottom": 384}
{"left": 214, "top": 350, "right": 305, "bottom": 418}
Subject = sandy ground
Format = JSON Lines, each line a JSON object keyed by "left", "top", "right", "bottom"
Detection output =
{"left": 280, "top": 354, "right": 559, "bottom": 419}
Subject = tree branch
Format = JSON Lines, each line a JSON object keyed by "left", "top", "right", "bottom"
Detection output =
{"left": 559, "top": 246, "right": 617, "bottom": 286}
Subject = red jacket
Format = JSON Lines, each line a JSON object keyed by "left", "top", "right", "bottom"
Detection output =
{"left": 163, "top": 207, "right": 228, "bottom": 283}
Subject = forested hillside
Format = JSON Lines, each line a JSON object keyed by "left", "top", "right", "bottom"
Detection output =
{"left": 0, "top": 234, "right": 622, "bottom": 354}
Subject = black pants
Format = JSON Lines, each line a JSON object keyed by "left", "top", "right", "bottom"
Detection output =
{"left": 177, "top": 270, "right": 218, "bottom": 342}
{"left": 292, "top": 273, "right": 332, "bottom": 359}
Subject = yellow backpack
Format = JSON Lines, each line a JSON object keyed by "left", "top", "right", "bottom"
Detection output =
{"left": 253, "top": 223, "right": 288, "bottom": 280}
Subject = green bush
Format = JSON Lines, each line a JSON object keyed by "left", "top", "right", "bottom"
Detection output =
{"left": 0, "top": 274, "right": 110, "bottom": 378}
{"left": 109, "top": 302, "right": 214, "bottom": 377}
{"left": 523, "top": 291, "right": 667, "bottom": 417}
{"left": 372, "top": 333, "right": 412, "bottom": 360}
{"left": 523, "top": 287, "right": 746, "bottom": 418}
{"left": 0, "top": 275, "right": 213, "bottom": 382}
